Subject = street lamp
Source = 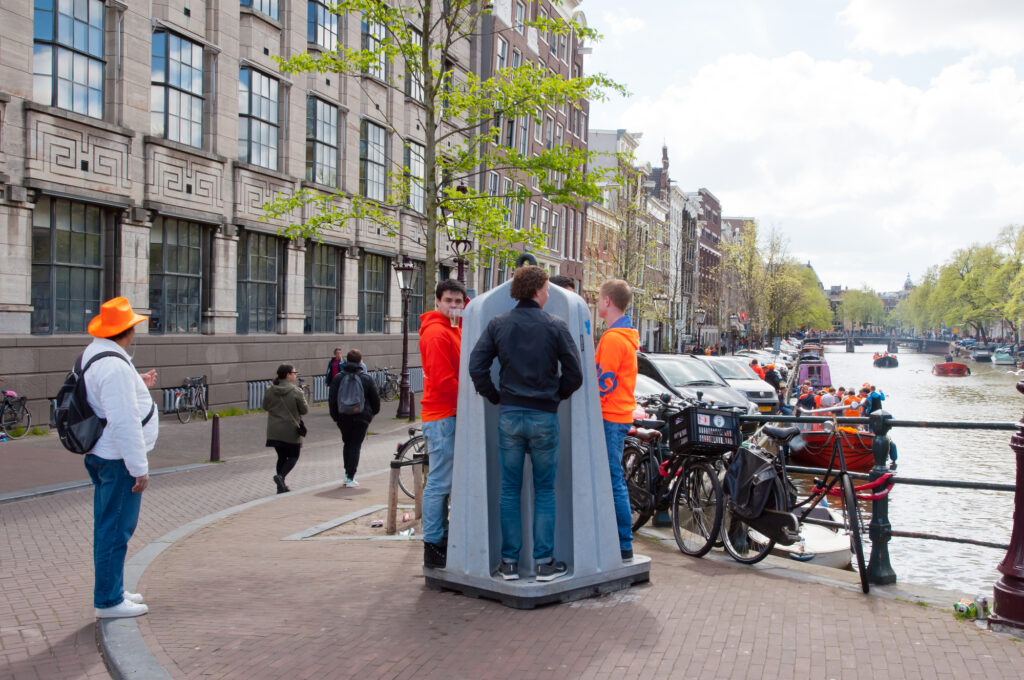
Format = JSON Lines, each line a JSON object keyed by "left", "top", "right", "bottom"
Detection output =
{"left": 440, "top": 184, "right": 472, "bottom": 283}
{"left": 728, "top": 312, "right": 738, "bottom": 354}
{"left": 393, "top": 256, "right": 420, "bottom": 421}
{"left": 695, "top": 307, "right": 706, "bottom": 351}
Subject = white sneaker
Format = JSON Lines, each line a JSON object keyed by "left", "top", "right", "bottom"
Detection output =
{"left": 123, "top": 591, "right": 144, "bottom": 604}
{"left": 345, "top": 476, "right": 359, "bottom": 487}
{"left": 96, "top": 600, "right": 148, "bottom": 618}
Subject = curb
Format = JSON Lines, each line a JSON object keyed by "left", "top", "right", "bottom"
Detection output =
{"left": 0, "top": 462, "right": 216, "bottom": 505}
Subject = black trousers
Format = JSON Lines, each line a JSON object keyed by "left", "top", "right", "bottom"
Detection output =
{"left": 337, "top": 418, "right": 369, "bottom": 479}
{"left": 273, "top": 442, "right": 301, "bottom": 479}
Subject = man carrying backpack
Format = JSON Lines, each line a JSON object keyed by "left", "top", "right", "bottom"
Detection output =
{"left": 328, "top": 349, "right": 381, "bottom": 486}
{"left": 80, "top": 297, "right": 159, "bottom": 619}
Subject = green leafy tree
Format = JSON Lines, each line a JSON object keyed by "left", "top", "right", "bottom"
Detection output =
{"left": 719, "top": 219, "right": 765, "bottom": 339}
{"left": 840, "top": 288, "right": 885, "bottom": 330}
{"left": 264, "top": 0, "right": 626, "bottom": 300}
{"left": 933, "top": 244, "right": 1003, "bottom": 343}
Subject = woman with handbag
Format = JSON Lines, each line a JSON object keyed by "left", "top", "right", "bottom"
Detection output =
{"left": 263, "top": 364, "right": 309, "bottom": 493}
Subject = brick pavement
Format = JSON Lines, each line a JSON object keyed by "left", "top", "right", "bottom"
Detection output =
{"left": 132, "top": 484, "right": 1024, "bottom": 680}
{"left": 0, "top": 407, "right": 413, "bottom": 680}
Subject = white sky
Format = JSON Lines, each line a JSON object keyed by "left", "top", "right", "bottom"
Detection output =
{"left": 580, "top": 0, "right": 1024, "bottom": 291}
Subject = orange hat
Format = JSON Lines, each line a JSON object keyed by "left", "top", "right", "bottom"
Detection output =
{"left": 88, "top": 297, "right": 148, "bottom": 338}
{"left": 766, "top": 364, "right": 774, "bottom": 369}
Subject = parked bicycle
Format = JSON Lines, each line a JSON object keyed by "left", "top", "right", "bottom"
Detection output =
{"left": 371, "top": 367, "right": 401, "bottom": 402}
{"left": 175, "top": 375, "right": 209, "bottom": 424}
{"left": 623, "top": 393, "right": 742, "bottom": 558}
{"left": 392, "top": 427, "right": 428, "bottom": 498}
{"left": 721, "top": 412, "right": 870, "bottom": 593}
{"left": 0, "top": 379, "right": 32, "bottom": 439}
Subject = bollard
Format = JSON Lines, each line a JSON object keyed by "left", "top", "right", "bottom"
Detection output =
{"left": 407, "top": 389, "right": 416, "bottom": 423}
{"left": 386, "top": 461, "right": 400, "bottom": 535}
{"left": 989, "top": 380, "right": 1024, "bottom": 635}
{"left": 412, "top": 454, "right": 424, "bottom": 520}
{"left": 867, "top": 410, "right": 897, "bottom": 585}
{"left": 210, "top": 414, "right": 220, "bottom": 462}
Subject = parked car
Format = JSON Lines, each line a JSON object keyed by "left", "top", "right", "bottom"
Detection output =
{"left": 694, "top": 356, "right": 779, "bottom": 414}
{"left": 636, "top": 353, "right": 756, "bottom": 422}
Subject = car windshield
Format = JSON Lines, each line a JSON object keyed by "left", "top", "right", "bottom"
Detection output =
{"left": 635, "top": 373, "right": 666, "bottom": 396}
{"left": 710, "top": 359, "right": 760, "bottom": 380}
{"left": 651, "top": 357, "right": 724, "bottom": 386}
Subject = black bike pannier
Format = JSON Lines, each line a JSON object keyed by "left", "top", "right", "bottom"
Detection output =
{"left": 724, "top": 446, "right": 778, "bottom": 521}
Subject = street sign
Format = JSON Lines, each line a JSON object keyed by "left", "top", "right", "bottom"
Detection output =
{"left": 739, "top": 311, "right": 748, "bottom": 323}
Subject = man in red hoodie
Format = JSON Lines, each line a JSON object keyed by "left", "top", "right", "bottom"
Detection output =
{"left": 595, "top": 279, "right": 639, "bottom": 561}
{"left": 419, "top": 278, "right": 467, "bottom": 568}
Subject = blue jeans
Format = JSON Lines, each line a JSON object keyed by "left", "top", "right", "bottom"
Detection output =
{"left": 421, "top": 416, "right": 456, "bottom": 545}
{"left": 85, "top": 454, "right": 143, "bottom": 609}
{"left": 497, "top": 409, "right": 560, "bottom": 562}
{"left": 603, "top": 420, "right": 634, "bottom": 552}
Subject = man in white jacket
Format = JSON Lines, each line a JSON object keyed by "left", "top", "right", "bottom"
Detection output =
{"left": 82, "top": 298, "right": 159, "bottom": 618}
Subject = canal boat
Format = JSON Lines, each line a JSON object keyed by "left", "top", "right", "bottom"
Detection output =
{"left": 932, "top": 362, "right": 971, "bottom": 376}
{"left": 796, "top": 360, "right": 832, "bottom": 388}
{"left": 775, "top": 505, "right": 854, "bottom": 570}
{"left": 993, "top": 351, "right": 1015, "bottom": 365}
{"left": 872, "top": 353, "right": 898, "bottom": 368}
{"left": 971, "top": 348, "right": 992, "bottom": 362}
{"left": 788, "top": 428, "right": 876, "bottom": 471}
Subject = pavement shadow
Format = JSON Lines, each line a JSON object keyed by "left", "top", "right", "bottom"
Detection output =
{"left": 4, "top": 621, "right": 102, "bottom": 679}
{"left": 314, "top": 485, "right": 373, "bottom": 500}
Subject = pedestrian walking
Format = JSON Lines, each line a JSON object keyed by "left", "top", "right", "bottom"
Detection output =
{"left": 264, "top": 364, "right": 309, "bottom": 494}
{"left": 328, "top": 349, "right": 380, "bottom": 487}
{"left": 419, "top": 278, "right": 467, "bottom": 568}
{"left": 325, "top": 347, "right": 344, "bottom": 385}
{"left": 81, "top": 297, "right": 159, "bottom": 619}
{"left": 595, "top": 279, "right": 640, "bottom": 561}
{"left": 469, "top": 266, "right": 583, "bottom": 581}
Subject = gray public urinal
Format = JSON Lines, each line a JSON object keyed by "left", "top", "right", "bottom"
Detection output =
{"left": 423, "top": 278, "right": 652, "bottom": 608}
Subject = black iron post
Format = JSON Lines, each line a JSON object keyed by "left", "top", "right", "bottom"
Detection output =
{"left": 210, "top": 414, "right": 221, "bottom": 463}
{"left": 867, "top": 410, "right": 897, "bottom": 584}
{"left": 396, "top": 291, "right": 412, "bottom": 419}
{"left": 990, "top": 380, "right": 1024, "bottom": 635}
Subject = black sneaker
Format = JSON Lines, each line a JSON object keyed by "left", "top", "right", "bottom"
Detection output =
{"left": 497, "top": 561, "right": 519, "bottom": 581}
{"left": 423, "top": 541, "right": 447, "bottom": 569}
{"left": 535, "top": 560, "right": 567, "bottom": 582}
{"left": 621, "top": 548, "right": 634, "bottom": 561}
{"left": 273, "top": 475, "right": 288, "bottom": 494}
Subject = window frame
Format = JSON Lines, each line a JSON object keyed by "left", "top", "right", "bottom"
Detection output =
{"left": 514, "top": 1, "right": 525, "bottom": 34}
{"left": 359, "top": 119, "right": 388, "bottom": 202}
{"left": 496, "top": 37, "right": 507, "bottom": 71}
{"left": 236, "top": 230, "right": 282, "bottom": 335}
{"left": 241, "top": 0, "right": 279, "bottom": 21}
{"left": 306, "top": 96, "right": 339, "bottom": 186}
{"left": 406, "top": 26, "right": 424, "bottom": 102}
{"left": 307, "top": 0, "right": 339, "bottom": 51}
{"left": 358, "top": 252, "right": 390, "bottom": 333}
{"left": 151, "top": 30, "right": 205, "bottom": 148}
{"left": 148, "top": 217, "right": 203, "bottom": 334}
{"left": 304, "top": 242, "right": 341, "bottom": 334}
{"left": 32, "top": 0, "right": 106, "bottom": 119}
{"left": 404, "top": 141, "right": 426, "bottom": 213}
{"left": 238, "top": 67, "right": 280, "bottom": 170}
{"left": 361, "top": 14, "right": 387, "bottom": 80}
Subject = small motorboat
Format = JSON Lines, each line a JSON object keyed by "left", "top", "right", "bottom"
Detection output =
{"left": 788, "top": 428, "right": 876, "bottom": 471}
{"left": 774, "top": 505, "right": 854, "bottom": 570}
{"left": 971, "top": 349, "right": 992, "bottom": 362}
{"left": 993, "top": 351, "right": 1015, "bottom": 365}
{"left": 872, "top": 353, "right": 898, "bottom": 368}
{"left": 932, "top": 362, "right": 971, "bottom": 376}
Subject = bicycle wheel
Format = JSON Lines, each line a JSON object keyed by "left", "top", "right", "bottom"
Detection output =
{"left": 721, "top": 500, "right": 776, "bottom": 565}
{"left": 671, "top": 460, "right": 723, "bottom": 558}
{"left": 383, "top": 377, "right": 400, "bottom": 401}
{"left": 622, "top": 445, "right": 653, "bottom": 531}
{"left": 198, "top": 389, "right": 209, "bottom": 421}
{"left": 841, "top": 473, "right": 869, "bottom": 593}
{"left": 396, "top": 435, "right": 427, "bottom": 499}
{"left": 176, "top": 391, "right": 193, "bottom": 424}
{"left": 3, "top": 399, "right": 31, "bottom": 439}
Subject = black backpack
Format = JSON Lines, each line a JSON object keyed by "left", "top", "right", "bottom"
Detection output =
{"left": 336, "top": 371, "right": 366, "bottom": 415}
{"left": 53, "top": 351, "right": 155, "bottom": 454}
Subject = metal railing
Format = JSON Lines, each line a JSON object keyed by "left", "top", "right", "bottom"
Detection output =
{"left": 740, "top": 410, "right": 1019, "bottom": 586}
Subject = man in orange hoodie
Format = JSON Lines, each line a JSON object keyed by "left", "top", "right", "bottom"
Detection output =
{"left": 595, "top": 279, "right": 639, "bottom": 561}
{"left": 419, "top": 279, "right": 467, "bottom": 569}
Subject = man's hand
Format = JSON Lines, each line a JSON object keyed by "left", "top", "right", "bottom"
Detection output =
{"left": 132, "top": 474, "right": 149, "bottom": 493}
{"left": 140, "top": 369, "right": 158, "bottom": 388}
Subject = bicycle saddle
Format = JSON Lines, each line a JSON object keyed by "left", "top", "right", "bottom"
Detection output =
{"left": 635, "top": 418, "right": 665, "bottom": 430}
{"left": 631, "top": 428, "right": 662, "bottom": 443}
{"left": 762, "top": 425, "right": 801, "bottom": 443}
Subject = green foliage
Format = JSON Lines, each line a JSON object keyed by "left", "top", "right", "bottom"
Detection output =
{"left": 840, "top": 288, "right": 885, "bottom": 329}
{"left": 266, "top": 0, "right": 628, "bottom": 300}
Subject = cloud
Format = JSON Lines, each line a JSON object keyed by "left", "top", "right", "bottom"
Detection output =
{"left": 596, "top": 9, "right": 645, "bottom": 48}
{"left": 609, "top": 51, "right": 1024, "bottom": 289}
{"left": 839, "top": 0, "right": 1024, "bottom": 56}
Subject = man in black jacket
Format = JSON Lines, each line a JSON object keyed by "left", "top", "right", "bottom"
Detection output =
{"left": 328, "top": 349, "right": 381, "bottom": 487}
{"left": 469, "top": 266, "right": 583, "bottom": 582}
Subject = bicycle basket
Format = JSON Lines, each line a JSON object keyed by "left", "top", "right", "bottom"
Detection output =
{"left": 666, "top": 406, "right": 741, "bottom": 455}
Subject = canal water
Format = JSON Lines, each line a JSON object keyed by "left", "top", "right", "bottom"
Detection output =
{"left": 819, "top": 344, "right": 1021, "bottom": 598}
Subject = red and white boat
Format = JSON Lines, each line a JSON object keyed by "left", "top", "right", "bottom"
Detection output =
{"left": 788, "top": 428, "right": 876, "bottom": 472}
{"left": 932, "top": 362, "right": 971, "bottom": 376}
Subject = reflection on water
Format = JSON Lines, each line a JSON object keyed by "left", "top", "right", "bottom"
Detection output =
{"left": 819, "top": 344, "right": 1021, "bottom": 597}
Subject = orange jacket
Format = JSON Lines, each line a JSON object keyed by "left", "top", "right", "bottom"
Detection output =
{"left": 842, "top": 395, "right": 861, "bottom": 418}
{"left": 596, "top": 321, "right": 640, "bottom": 424}
{"left": 418, "top": 310, "right": 461, "bottom": 421}
{"left": 751, "top": 365, "right": 765, "bottom": 379}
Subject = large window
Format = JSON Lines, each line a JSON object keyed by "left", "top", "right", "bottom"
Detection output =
{"left": 241, "top": 0, "right": 278, "bottom": 20}
{"left": 308, "top": 1, "right": 338, "bottom": 50}
{"left": 236, "top": 231, "right": 280, "bottom": 334}
{"left": 406, "top": 27, "right": 424, "bottom": 102}
{"left": 238, "top": 68, "right": 279, "bottom": 170}
{"left": 405, "top": 142, "right": 425, "bottom": 213}
{"left": 358, "top": 252, "right": 389, "bottom": 333}
{"left": 514, "top": 1, "right": 525, "bottom": 33}
{"left": 30, "top": 197, "right": 103, "bottom": 334}
{"left": 151, "top": 32, "right": 204, "bottom": 148}
{"left": 304, "top": 243, "right": 339, "bottom": 333}
{"left": 359, "top": 119, "right": 387, "bottom": 201}
{"left": 33, "top": 0, "right": 105, "bottom": 119}
{"left": 306, "top": 97, "right": 338, "bottom": 186}
{"left": 361, "top": 15, "right": 386, "bottom": 80}
{"left": 496, "top": 37, "right": 507, "bottom": 71}
{"left": 149, "top": 217, "right": 202, "bottom": 334}
{"left": 407, "top": 258, "right": 425, "bottom": 332}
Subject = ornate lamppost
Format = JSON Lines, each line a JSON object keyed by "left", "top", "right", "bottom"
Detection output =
{"left": 451, "top": 238, "right": 473, "bottom": 284}
{"left": 393, "top": 256, "right": 419, "bottom": 421}
{"left": 728, "top": 312, "right": 738, "bottom": 354}
{"left": 695, "top": 307, "right": 706, "bottom": 352}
